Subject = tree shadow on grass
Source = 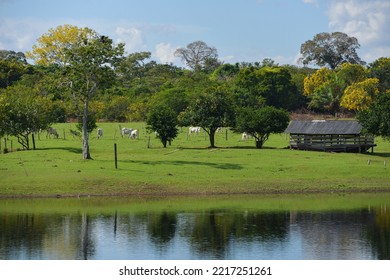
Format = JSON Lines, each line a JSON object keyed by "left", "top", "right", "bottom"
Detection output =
{"left": 177, "top": 145, "right": 279, "bottom": 150}
{"left": 36, "top": 147, "right": 82, "bottom": 154}
{"left": 123, "top": 159, "right": 243, "bottom": 170}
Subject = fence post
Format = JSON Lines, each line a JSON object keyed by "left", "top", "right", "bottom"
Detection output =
{"left": 32, "top": 133, "right": 36, "bottom": 150}
{"left": 114, "top": 143, "right": 118, "bottom": 169}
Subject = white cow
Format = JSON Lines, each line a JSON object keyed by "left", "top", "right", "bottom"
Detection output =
{"left": 46, "top": 127, "right": 59, "bottom": 139}
{"left": 130, "top": 129, "right": 138, "bottom": 139}
{"left": 241, "top": 132, "right": 252, "bottom": 140}
{"left": 189, "top": 126, "right": 201, "bottom": 135}
{"left": 121, "top": 127, "right": 133, "bottom": 138}
{"left": 97, "top": 128, "right": 103, "bottom": 139}
{"left": 216, "top": 127, "right": 223, "bottom": 133}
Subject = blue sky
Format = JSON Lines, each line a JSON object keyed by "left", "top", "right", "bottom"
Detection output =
{"left": 0, "top": 0, "right": 389, "bottom": 66}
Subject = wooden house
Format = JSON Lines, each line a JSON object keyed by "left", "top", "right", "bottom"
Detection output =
{"left": 284, "top": 120, "right": 375, "bottom": 153}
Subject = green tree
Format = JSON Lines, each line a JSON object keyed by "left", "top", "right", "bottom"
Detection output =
{"left": 337, "top": 62, "right": 367, "bottom": 84}
{"left": 210, "top": 63, "right": 240, "bottom": 82}
{"left": 178, "top": 89, "right": 234, "bottom": 148}
{"left": 233, "top": 106, "right": 290, "bottom": 149}
{"left": 0, "top": 84, "right": 53, "bottom": 150}
{"left": 0, "top": 56, "right": 27, "bottom": 88}
{"left": 357, "top": 91, "right": 390, "bottom": 140}
{"left": 368, "top": 57, "right": 390, "bottom": 92}
{"left": 146, "top": 105, "right": 179, "bottom": 148}
{"left": 308, "top": 73, "right": 345, "bottom": 115}
{"left": 0, "top": 50, "right": 27, "bottom": 64}
{"left": 101, "top": 95, "right": 131, "bottom": 122}
{"left": 235, "top": 67, "right": 299, "bottom": 110}
{"left": 27, "top": 25, "right": 124, "bottom": 159}
{"left": 299, "top": 32, "right": 365, "bottom": 69}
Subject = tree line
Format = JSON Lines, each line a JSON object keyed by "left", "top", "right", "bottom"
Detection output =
{"left": 0, "top": 25, "right": 389, "bottom": 157}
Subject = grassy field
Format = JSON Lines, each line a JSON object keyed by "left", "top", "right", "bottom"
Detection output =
{"left": 0, "top": 122, "right": 389, "bottom": 197}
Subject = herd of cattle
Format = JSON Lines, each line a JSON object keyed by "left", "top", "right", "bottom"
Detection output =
{"left": 44, "top": 125, "right": 252, "bottom": 140}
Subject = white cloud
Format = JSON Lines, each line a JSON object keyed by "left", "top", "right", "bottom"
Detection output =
{"left": 220, "top": 55, "right": 235, "bottom": 63}
{"left": 302, "top": 0, "right": 317, "bottom": 4}
{"left": 115, "top": 26, "right": 147, "bottom": 53}
{"left": 327, "top": 0, "right": 390, "bottom": 61}
{"left": 0, "top": 18, "right": 43, "bottom": 51}
{"left": 154, "top": 42, "right": 177, "bottom": 64}
{"left": 272, "top": 55, "right": 299, "bottom": 66}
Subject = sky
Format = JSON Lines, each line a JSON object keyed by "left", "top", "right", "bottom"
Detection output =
{"left": 0, "top": 0, "right": 389, "bottom": 67}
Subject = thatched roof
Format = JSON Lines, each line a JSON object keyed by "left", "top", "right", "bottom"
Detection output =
{"left": 284, "top": 120, "right": 362, "bottom": 135}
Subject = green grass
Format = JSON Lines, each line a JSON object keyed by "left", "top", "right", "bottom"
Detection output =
{"left": 0, "top": 122, "right": 389, "bottom": 197}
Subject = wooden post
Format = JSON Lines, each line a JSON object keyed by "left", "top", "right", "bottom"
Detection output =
{"left": 225, "top": 129, "right": 228, "bottom": 141}
{"left": 10, "top": 140, "right": 13, "bottom": 152}
{"left": 147, "top": 136, "right": 151, "bottom": 148}
{"left": 114, "top": 143, "right": 118, "bottom": 169}
{"left": 4, "top": 138, "right": 7, "bottom": 150}
{"left": 32, "top": 133, "right": 36, "bottom": 150}
{"left": 63, "top": 129, "right": 66, "bottom": 140}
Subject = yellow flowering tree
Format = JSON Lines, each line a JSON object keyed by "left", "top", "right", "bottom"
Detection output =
{"left": 341, "top": 78, "right": 380, "bottom": 111}
{"left": 303, "top": 67, "right": 332, "bottom": 96}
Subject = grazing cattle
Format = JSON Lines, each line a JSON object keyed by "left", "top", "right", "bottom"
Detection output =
{"left": 97, "top": 128, "right": 103, "bottom": 139}
{"left": 130, "top": 129, "right": 138, "bottom": 139}
{"left": 216, "top": 127, "right": 223, "bottom": 133}
{"left": 241, "top": 132, "right": 252, "bottom": 140}
{"left": 189, "top": 126, "right": 201, "bottom": 135}
{"left": 69, "top": 129, "right": 81, "bottom": 138}
{"left": 46, "top": 127, "right": 59, "bottom": 139}
{"left": 121, "top": 127, "right": 133, "bottom": 138}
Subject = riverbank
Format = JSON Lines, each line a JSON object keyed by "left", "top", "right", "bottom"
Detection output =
{"left": 1, "top": 123, "right": 389, "bottom": 198}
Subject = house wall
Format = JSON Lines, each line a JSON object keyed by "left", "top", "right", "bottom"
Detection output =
{"left": 289, "top": 134, "right": 375, "bottom": 152}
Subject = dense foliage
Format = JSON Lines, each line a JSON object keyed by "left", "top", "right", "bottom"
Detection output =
{"left": 0, "top": 25, "right": 389, "bottom": 155}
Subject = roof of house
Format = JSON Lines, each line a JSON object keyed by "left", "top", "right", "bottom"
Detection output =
{"left": 284, "top": 120, "right": 362, "bottom": 135}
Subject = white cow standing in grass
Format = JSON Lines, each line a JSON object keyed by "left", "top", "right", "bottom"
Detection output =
{"left": 130, "top": 129, "right": 138, "bottom": 139}
{"left": 46, "top": 127, "right": 59, "bottom": 139}
{"left": 97, "top": 128, "right": 103, "bottom": 139}
{"left": 241, "top": 132, "right": 252, "bottom": 140}
{"left": 121, "top": 127, "right": 133, "bottom": 138}
{"left": 188, "top": 126, "right": 201, "bottom": 135}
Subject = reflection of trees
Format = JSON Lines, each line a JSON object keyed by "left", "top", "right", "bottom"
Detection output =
{"left": 294, "top": 210, "right": 376, "bottom": 259}
{"left": 365, "top": 206, "right": 390, "bottom": 260}
{"left": 77, "top": 213, "right": 95, "bottom": 260}
{"left": 236, "top": 211, "right": 289, "bottom": 241}
{"left": 147, "top": 212, "right": 177, "bottom": 245}
{"left": 190, "top": 210, "right": 289, "bottom": 259}
{"left": 0, "top": 213, "right": 48, "bottom": 259}
{"left": 2, "top": 206, "right": 390, "bottom": 260}
{"left": 0, "top": 213, "right": 96, "bottom": 260}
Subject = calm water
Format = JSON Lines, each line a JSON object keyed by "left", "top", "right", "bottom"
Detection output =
{"left": 0, "top": 195, "right": 389, "bottom": 260}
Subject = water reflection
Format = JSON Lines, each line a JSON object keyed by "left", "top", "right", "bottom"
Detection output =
{"left": 1, "top": 202, "right": 389, "bottom": 260}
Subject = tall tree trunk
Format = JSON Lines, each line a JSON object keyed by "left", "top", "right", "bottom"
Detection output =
{"left": 208, "top": 129, "right": 216, "bottom": 148}
{"left": 82, "top": 100, "right": 92, "bottom": 159}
